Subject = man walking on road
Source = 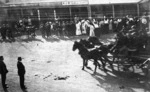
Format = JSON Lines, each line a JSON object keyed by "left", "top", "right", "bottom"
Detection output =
{"left": 0, "top": 56, "right": 9, "bottom": 89}
{"left": 17, "top": 57, "right": 27, "bottom": 89}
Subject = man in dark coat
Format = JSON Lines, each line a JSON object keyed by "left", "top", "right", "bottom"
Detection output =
{"left": 17, "top": 57, "right": 26, "bottom": 89}
{"left": 6, "top": 24, "right": 14, "bottom": 40}
{"left": 0, "top": 24, "right": 7, "bottom": 40}
{"left": 0, "top": 56, "right": 8, "bottom": 89}
{"left": 45, "top": 22, "right": 50, "bottom": 38}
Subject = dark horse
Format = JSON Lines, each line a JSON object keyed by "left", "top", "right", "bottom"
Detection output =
{"left": 79, "top": 39, "right": 114, "bottom": 71}
{"left": 72, "top": 41, "right": 112, "bottom": 73}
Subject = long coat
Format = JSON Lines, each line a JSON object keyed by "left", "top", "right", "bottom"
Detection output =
{"left": 17, "top": 61, "right": 25, "bottom": 76}
{"left": 0, "top": 60, "right": 8, "bottom": 75}
{"left": 76, "top": 22, "right": 81, "bottom": 35}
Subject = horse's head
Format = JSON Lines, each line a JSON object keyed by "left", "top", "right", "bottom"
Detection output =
{"left": 72, "top": 41, "right": 80, "bottom": 51}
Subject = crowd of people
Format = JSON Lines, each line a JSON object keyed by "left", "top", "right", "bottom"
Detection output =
{"left": 0, "top": 23, "right": 14, "bottom": 41}
{"left": 39, "top": 20, "right": 76, "bottom": 38}
{"left": 38, "top": 14, "right": 149, "bottom": 38}
{"left": 0, "top": 14, "right": 149, "bottom": 41}
{"left": 0, "top": 17, "right": 35, "bottom": 41}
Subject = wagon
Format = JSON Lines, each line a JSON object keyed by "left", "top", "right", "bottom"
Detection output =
{"left": 25, "top": 25, "right": 36, "bottom": 38}
{"left": 110, "top": 32, "right": 150, "bottom": 75}
{"left": 15, "top": 25, "right": 36, "bottom": 38}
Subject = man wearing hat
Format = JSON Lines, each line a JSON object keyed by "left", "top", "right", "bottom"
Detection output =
{"left": 17, "top": 57, "right": 26, "bottom": 89}
{"left": 0, "top": 56, "right": 8, "bottom": 89}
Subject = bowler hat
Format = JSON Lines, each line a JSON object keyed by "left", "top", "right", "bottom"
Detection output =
{"left": 18, "top": 57, "right": 22, "bottom": 60}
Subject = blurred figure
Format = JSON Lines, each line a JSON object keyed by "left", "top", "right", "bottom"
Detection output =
{"left": 49, "top": 21, "right": 52, "bottom": 37}
{"left": 17, "top": 57, "right": 27, "bottom": 89}
{"left": 0, "top": 56, "right": 9, "bottom": 89}
{"left": 74, "top": 15, "right": 79, "bottom": 24}
{"left": 109, "top": 17, "right": 113, "bottom": 33}
{"left": 141, "top": 12, "right": 148, "bottom": 31}
{"left": 104, "top": 16, "right": 109, "bottom": 34}
{"left": 88, "top": 22, "right": 95, "bottom": 37}
{"left": 0, "top": 24, "right": 7, "bottom": 40}
{"left": 62, "top": 21, "right": 66, "bottom": 36}
{"left": 75, "top": 20, "right": 81, "bottom": 36}
{"left": 45, "top": 22, "right": 50, "bottom": 38}
{"left": 6, "top": 24, "right": 14, "bottom": 40}
{"left": 39, "top": 22, "right": 45, "bottom": 38}
{"left": 28, "top": 17, "right": 32, "bottom": 26}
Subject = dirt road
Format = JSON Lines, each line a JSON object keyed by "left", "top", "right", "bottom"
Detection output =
{"left": 0, "top": 34, "right": 149, "bottom": 92}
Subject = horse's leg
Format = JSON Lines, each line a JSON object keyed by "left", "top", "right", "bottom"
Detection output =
{"left": 97, "top": 60, "right": 101, "bottom": 69}
{"left": 85, "top": 59, "right": 88, "bottom": 67}
{"left": 101, "top": 59, "right": 107, "bottom": 72}
{"left": 28, "top": 30, "right": 30, "bottom": 38}
{"left": 117, "top": 58, "right": 120, "bottom": 71}
{"left": 82, "top": 59, "right": 85, "bottom": 70}
{"left": 98, "top": 57, "right": 106, "bottom": 71}
{"left": 117, "top": 56, "right": 121, "bottom": 71}
{"left": 112, "top": 55, "right": 116, "bottom": 63}
{"left": 94, "top": 59, "right": 98, "bottom": 74}
{"left": 104, "top": 57, "right": 114, "bottom": 71}
{"left": 130, "top": 63, "right": 135, "bottom": 72}
{"left": 33, "top": 29, "right": 36, "bottom": 38}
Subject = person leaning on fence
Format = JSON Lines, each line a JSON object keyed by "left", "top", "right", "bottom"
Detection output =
{"left": 17, "top": 57, "right": 27, "bottom": 89}
{"left": 0, "top": 56, "right": 9, "bottom": 89}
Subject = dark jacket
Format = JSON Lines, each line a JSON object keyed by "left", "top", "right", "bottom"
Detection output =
{"left": 0, "top": 60, "right": 8, "bottom": 75}
{"left": 17, "top": 61, "right": 25, "bottom": 76}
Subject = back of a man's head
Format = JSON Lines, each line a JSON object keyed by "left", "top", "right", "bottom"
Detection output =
{"left": 0, "top": 56, "right": 4, "bottom": 61}
{"left": 18, "top": 57, "right": 22, "bottom": 61}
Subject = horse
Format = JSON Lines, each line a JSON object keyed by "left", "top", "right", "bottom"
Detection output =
{"left": 72, "top": 41, "right": 110, "bottom": 73}
{"left": 80, "top": 38, "right": 114, "bottom": 71}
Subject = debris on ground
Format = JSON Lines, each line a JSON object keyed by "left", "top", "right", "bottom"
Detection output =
{"left": 35, "top": 74, "right": 39, "bottom": 76}
{"left": 47, "top": 61, "right": 53, "bottom": 63}
{"left": 54, "top": 76, "right": 70, "bottom": 80}
{"left": 31, "top": 60, "right": 35, "bottom": 62}
{"left": 43, "top": 73, "right": 53, "bottom": 79}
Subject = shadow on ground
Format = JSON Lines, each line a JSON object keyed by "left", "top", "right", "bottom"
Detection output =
{"left": 85, "top": 69, "right": 150, "bottom": 92}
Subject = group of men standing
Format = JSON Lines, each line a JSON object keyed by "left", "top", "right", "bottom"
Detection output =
{"left": 0, "top": 24, "right": 14, "bottom": 41}
{"left": 39, "top": 21, "right": 76, "bottom": 38}
{"left": 0, "top": 56, "right": 26, "bottom": 90}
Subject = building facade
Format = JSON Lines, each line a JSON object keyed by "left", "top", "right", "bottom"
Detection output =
{"left": 0, "top": 0, "right": 9, "bottom": 24}
{"left": 0, "top": 0, "right": 150, "bottom": 27}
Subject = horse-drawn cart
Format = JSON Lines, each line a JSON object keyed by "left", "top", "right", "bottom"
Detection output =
{"left": 25, "top": 26, "right": 36, "bottom": 38}
{"left": 110, "top": 29, "right": 150, "bottom": 76}
{"left": 15, "top": 24, "right": 36, "bottom": 38}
